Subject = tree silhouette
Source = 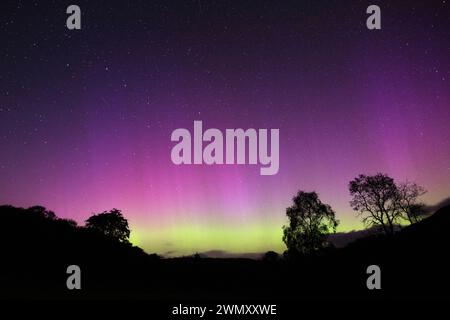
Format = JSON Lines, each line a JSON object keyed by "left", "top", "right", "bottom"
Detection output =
{"left": 28, "top": 205, "right": 56, "bottom": 220}
{"left": 349, "top": 174, "right": 427, "bottom": 234}
{"left": 85, "top": 208, "right": 130, "bottom": 243}
{"left": 349, "top": 173, "right": 400, "bottom": 235}
{"left": 283, "top": 191, "right": 338, "bottom": 255}
{"left": 395, "top": 181, "right": 427, "bottom": 224}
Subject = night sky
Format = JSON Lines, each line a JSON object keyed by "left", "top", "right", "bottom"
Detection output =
{"left": 1, "top": 1, "right": 449, "bottom": 256}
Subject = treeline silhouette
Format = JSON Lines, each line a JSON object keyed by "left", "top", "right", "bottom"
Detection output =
{"left": 0, "top": 173, "right": 449, "bottom": 300}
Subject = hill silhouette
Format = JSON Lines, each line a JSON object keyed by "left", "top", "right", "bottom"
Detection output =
{"left": 1, "top": 204, "right": 449, "bottom": 300}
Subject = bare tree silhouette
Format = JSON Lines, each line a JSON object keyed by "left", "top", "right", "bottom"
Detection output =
{"left": 349, "top": 173, "right": 427, "bottom": 234}
{"left": 395, "top": 181, "right": 427, "bottom": 224}
{"left": 349, "top": 173, "right": 400, "bottom": 235}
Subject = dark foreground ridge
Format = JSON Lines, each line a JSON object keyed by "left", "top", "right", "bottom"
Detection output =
{"left": 1, "top": 204, "right": 450, "bottom": 300}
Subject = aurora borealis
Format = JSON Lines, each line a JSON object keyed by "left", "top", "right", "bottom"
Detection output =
{"left": 1, "top": 1, "right": 450, "bottom": 257}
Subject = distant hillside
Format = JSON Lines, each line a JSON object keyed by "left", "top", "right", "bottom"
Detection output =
{"left": 329, "top": 228, "right": 377, "bottom": 248}
{"left": 0, "top": 205, "right": 157, "bottom": 298}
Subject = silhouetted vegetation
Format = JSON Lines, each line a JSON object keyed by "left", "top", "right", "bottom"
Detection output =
{"left": 395, "top": 181, "right": 427, "bottom": 224}
{"left": 283, "top": 191, "right": 338, "bottom": 256}
{"left": 263, "top": 251, "right": 280, "bottom": 262}
{"left": 349, "top": 173, "right": 427, "bottom": 235}
{"left": 85, "top": 208, "right": 131, "bottom": 243}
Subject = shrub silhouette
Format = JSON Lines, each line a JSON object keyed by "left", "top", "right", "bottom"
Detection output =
{"left": 263, "top": 251, "right": 279, "bottom": 262}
